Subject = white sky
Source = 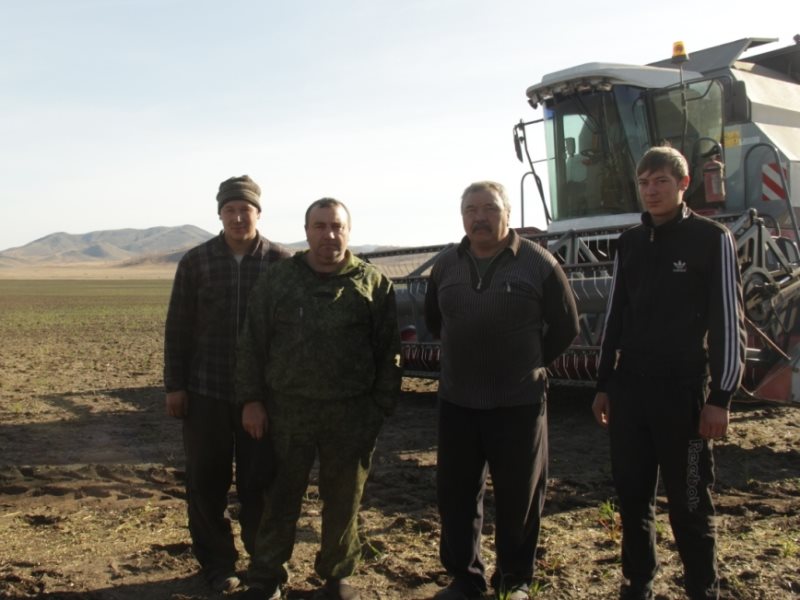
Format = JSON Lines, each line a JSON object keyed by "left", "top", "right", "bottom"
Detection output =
{"left": 0, "top": 0, "right": 794, "bottom": 250}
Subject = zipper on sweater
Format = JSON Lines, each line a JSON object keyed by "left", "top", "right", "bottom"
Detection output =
{"left": 467, "top": 252, "right": 482, "bottom": 290}
{"left": 468, "top": 250, "right": 504, "bottom": 291}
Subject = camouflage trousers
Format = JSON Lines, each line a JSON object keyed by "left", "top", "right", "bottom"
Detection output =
{"left": 248, "top": 391, "right": 384, "bottom": 586}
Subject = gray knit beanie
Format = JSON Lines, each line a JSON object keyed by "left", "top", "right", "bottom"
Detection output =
{"left": 217, "top": 175, "right": 261, "bottom": 213}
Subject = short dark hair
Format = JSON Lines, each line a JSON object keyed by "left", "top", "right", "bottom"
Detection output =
{"left": 637, "top": 146, "right": 689, "bottom": 180}
{"left": 304, "top": 197, "right": 351, "bottom": 227}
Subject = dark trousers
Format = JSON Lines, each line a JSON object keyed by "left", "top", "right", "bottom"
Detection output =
{"left": 609, "top": 372, "right": 718, "bottom": 600}
{"left": 183, "top": 393, "right": 272, "bottom": 577}
{"left": 248, "top": 393, "right": 383, "bottom": 586}
{"left": 437, "top": 399, "right": 548, "bottom": 595}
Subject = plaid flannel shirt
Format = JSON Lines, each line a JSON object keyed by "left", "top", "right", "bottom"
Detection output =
{"left": 163, "top": 232, "right": 291, "bottom": 402}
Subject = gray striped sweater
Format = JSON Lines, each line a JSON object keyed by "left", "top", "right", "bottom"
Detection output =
{"left": 425, "top": 230, "right": 579, "bottom": 409}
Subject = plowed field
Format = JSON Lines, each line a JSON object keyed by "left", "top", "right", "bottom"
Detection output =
{"left": 0, "top": 279, "right": 798, "bottom": 599}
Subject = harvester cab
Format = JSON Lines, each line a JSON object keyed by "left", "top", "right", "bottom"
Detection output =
{"left": 516, "top": 37, "right": 799, "bottom": 232}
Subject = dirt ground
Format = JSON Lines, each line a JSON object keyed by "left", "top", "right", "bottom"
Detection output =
{"left": 0, "top": 276, "right": 798, "bottom": 599}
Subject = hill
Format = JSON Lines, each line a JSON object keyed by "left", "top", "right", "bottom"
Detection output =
{"left": 0, "top": 228, "right": 401, "bottom": 277}
{"left": 0, "top": 226, "right": 215, "bottom": 266}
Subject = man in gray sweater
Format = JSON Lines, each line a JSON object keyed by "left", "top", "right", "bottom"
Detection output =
{"left": 425, "top": 181, "right": 579, "bottom": 600}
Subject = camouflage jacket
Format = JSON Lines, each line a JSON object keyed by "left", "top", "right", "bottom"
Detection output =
{"left": 235, "top": 250, "right": 402, "bottom": 413}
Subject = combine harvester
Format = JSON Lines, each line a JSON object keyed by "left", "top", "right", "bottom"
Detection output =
{"left": 364, "top": 36, "right": 800, "bottom": 404}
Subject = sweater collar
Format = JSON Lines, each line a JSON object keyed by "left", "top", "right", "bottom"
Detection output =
{"left": 457, "top": 228, "right": 521, "bottom": 258}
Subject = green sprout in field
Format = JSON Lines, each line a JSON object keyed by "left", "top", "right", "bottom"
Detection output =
{"left": 598, "top": 498, "right": 621, "bottom": 543}
{"left": 780, "top": 536, "right": 798, "bottom": 558}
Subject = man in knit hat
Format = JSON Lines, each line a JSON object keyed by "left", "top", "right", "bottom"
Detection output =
{"left": 164, "top": 175, "right": 291, "bottom": 593}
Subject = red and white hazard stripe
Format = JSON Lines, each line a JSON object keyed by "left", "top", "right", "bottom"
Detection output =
{"left": 762, "top": 162, "right": 788, "bottom": 201}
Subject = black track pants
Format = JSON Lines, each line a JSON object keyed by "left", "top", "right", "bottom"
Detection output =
{"left": 608, "top": 373, "right": 718, "bottom": 600}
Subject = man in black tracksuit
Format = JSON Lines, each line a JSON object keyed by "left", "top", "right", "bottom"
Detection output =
{"left": 592, "top": 146, "right": 746, "bottom": 600}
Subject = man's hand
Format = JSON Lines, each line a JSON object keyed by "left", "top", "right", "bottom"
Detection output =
{"left": 242, "top": 401, "right": 268, "bottom": 440}
{"left": 165, "top": 390, "right": 189, "bottom": 418}
{"left": 592, "top": 392, "right": 610, "bottom": 428}
{"left": 699, "top": 403, "right": 729, "bottom": 440}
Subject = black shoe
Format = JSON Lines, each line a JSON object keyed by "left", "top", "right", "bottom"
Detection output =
{"left": 323, "top": 577, "right": 360, "bottom": 600}
{"left": 241, "top": 582, "right": 281, "bottom": 599}
{"left": 620, "top": 579, "right": 654, "bottom": 600}
{"left": 506, "top": 586, "right": 530, "bottom": 600}
{"left": 433, "top": 584, "right": 484, "bottom": 600}
{"left": 208, "top": 572, "right": 241, "bottom": 594}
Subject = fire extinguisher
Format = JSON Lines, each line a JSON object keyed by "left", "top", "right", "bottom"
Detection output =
{"left": 704, "top": 154, "right": 726, "bottom": 203}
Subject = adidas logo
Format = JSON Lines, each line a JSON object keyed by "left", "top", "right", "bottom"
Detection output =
{"left": 673, "top": 260, "right": 687, "bottom": 273}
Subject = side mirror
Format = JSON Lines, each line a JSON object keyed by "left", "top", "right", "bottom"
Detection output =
{"left": 513, "top": 124, "right": 524, "bottom": 162}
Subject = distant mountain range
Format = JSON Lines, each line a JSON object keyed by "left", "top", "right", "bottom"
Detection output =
{"left": 0, "top": 226, "right": 216, "bottom": 268}
{"left": 0, "top": 226, "right": 386, "bottom": 269}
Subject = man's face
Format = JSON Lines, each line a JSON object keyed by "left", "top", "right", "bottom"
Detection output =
{"left": 461, "top": 189, "right": 510, "bottom": 247}
{"left": 219, "top": 200, "right": 260, "bottom": 243}
{"left": 637, "top": 167, "right": 688, "bottom": 223}
{"left": 305, "top": 204, "right": 350, "bottom": 269}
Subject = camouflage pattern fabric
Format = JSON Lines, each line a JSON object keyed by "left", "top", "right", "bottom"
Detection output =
{"left": 248, "top": 391, "right": 383, "bottom": 584}
{"left": 235, "top": 250, "right": 401, "bottom": 413}
{"left": 235, "top": 249, "right": 402, "bottom": 584}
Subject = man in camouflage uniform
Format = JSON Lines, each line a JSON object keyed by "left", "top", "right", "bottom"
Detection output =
{"left": 236, "top": 198, "right": 402, "bottom": 600}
